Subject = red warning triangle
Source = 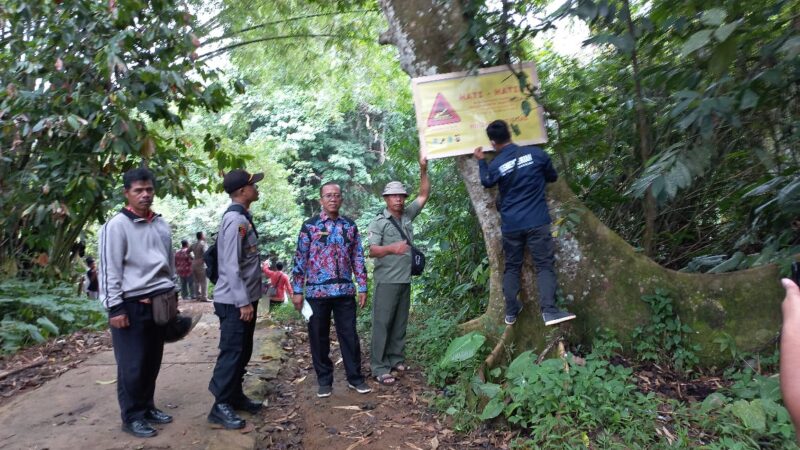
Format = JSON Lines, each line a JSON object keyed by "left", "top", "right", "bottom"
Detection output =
{"left": 426, "top": 93, "right": 461, "bottom": 127}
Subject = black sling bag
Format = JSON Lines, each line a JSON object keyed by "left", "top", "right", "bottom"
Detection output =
{"left": 387, "top": 216, "right": 426, "bottom": 276}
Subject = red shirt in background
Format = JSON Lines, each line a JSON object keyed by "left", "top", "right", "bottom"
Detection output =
{"left": 262, "top": 266, "right": 290, "bottom": 301}
{"left": 175, "top": 248, "right": 193, "bottom": 278}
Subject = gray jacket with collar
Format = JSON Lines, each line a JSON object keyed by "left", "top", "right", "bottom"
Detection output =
{"left": 212, "top": 202, "right": 262, "bottom": 307}
{"left": 98, "top": 208, "right": 178, "bottom": 316}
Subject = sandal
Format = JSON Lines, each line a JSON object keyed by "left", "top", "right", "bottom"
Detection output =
{"left": 392, "top": 363, "right": 409, "bottom": 372}
{"left": 375, "top": 373, "right": 396, "bottom": 386}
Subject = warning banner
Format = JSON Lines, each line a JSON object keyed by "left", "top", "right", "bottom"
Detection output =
{"left": 411, "top": 62, "right": 547, "bottom": 160}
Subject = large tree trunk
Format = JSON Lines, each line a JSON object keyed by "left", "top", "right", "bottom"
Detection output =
{"left": 378, "top": 0, "right": 783, "bottom": 367}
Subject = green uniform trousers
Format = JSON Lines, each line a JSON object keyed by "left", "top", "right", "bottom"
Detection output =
{"left": 370, "top": 283, "right": 411, "bottom": 377}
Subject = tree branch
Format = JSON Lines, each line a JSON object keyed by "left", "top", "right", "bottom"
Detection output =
{"left": 198, "top": 33, "right": 371, "bottom": 61}
{"left": 204, "top": 9, "right": 380, "bottom": 44}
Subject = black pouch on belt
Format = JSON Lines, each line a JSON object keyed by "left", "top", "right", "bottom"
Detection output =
{"left": 151, "top": 291, "right": 178, "bottom": 325}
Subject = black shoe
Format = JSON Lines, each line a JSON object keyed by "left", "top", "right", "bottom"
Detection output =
{"left": 121, "top": 419, "right": 157, "bottom": 438}
{"left": 232, "top": 396, "right": 264, "bottom": 414}
{"left": 317, "top": 385, "right": 333, "bottom": 398}
{"left": 144, "top": 408, "right": 173, "bottom": 424}
{"left": 347, "top": 381, "right": 372, "bottom": 394}
{"left": 207, "top": 403, "right": 245, "bottom": 429}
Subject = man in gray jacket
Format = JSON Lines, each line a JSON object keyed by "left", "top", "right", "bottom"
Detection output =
{"left": 207, "top": 169, "right": 264, "bottom": 429}
{"left": 99, "top": 168, "right": 179, "bottom": 438}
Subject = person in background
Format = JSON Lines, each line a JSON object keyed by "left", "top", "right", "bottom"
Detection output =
{"left": 174, "top": 240, "right": 194, "bottom": 301}
{"left": 190, "top": 231, "right": 208, "bottom": 301}
{"left": 262, "top": 261, "right": 291, "bottom": 306}
{"left": 85, "top": 256, "right": 99, "bottom": 299}
{"left": 291, "top": 182, "right": 371, "bottom": 398}
{"left": 780, "top": 277, "right": 800, "bottom": 433}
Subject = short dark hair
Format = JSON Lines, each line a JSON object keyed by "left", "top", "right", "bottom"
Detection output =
{"left": 276, "top": 261, "right": 284, "bottom": 270}
{"left": 181, "top": 239, "right": 189, "bottom": 247}
{"left": 319, "top": 182, "right": 341, "bottom": 196}
{"left": 122, "top": 167, "right": 156, "bottom": 189}
{"left": 196, "top": 231, "right": 203, "bottom": 240}
{"left": 486, "top": 120, "right": 511, "bottom": 144}
{"left": 85, "top": 256, "right": 94, "bottom": 266}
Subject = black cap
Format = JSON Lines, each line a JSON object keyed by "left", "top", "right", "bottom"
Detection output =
{"left": 223, "top": 169, "right": 264, "bottom": 194}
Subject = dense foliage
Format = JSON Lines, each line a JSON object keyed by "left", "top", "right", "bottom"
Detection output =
{"left": 0, "top": 279, "right": 105, "bottom": 354}
{"left": 0, "top": 0, "right": 243, "bottom": 276}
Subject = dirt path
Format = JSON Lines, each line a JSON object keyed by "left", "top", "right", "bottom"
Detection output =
{"left": 0, "top": 304, "right": 495, "bottom": 449}
{"left": 256, "top": 324, "right": 443, "bottom": 450}
{"left": 0, "top": 302, "right": 272, "bottom": 450}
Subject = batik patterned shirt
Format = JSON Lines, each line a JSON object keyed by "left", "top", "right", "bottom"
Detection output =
{"left": 291, "top": 211, "right": 367, "bottom": 299}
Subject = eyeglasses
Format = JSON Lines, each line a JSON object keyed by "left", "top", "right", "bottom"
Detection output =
{"left": 322, "top": 193, "right": 342, "bottom": 199}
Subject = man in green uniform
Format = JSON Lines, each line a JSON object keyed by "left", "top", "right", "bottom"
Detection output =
{"left": 367, "top": 157, "right": 430, "bottom": 386}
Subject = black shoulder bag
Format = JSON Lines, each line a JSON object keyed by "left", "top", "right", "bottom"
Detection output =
{"left": 387, "top": 216, "right": 426, "bottom": 276}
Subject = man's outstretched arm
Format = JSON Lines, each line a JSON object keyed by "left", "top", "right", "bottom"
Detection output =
{"left": 416, "top": 156, "right": 431, "bottom": 209}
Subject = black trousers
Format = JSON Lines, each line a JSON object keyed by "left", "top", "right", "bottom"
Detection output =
{"left": 502, "top": 223, "right": 559, "bottom": 316}
{"left": 110, "top": 301, "right": 165, "bottom": 423}
{"left": 307, "top": 296, "right": 364, "bottom": 386}
{"left": 209, "top": 301, "right": 258, "bottom": 404}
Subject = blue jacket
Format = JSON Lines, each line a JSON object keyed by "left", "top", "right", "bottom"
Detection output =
{"left": 478, "top": 143, "right": 558, "bottom": 233}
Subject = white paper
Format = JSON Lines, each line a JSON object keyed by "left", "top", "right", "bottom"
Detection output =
{"left": 301, "top": 300, "right": 313, "bottom": 321}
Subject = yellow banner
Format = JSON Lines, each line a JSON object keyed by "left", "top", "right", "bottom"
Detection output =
{"left": 411, "top": 62, "right": 547, "bottom": 159}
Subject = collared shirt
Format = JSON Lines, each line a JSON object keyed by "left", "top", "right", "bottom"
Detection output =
{"left": 291, "top": 211, "right": 367, "bottom": 299}
{"left": 478, "top": 143, "right": 558, "bottom": 233}
{"left": 189, "top": 239, "right": 207, "bottom": 267}
{"left": 212, "top": 202, "right": 262, "bottom": 307}
{"left": 367, "top": 198, "right": 423, "bottom": 284}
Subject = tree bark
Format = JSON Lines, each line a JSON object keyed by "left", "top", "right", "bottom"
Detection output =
{"left": 379, "top": 0, "right": 783, "bottom": 366}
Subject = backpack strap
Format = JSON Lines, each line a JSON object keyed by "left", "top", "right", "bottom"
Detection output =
{"left": 387, "top": 216, "right": 412, "bottom": 245}
{"left": 226, "top": 204, "right": 258, "bottom": 239}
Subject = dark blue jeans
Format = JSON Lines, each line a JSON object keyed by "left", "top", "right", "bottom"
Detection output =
{"left": 502, "top": 223, "right": 558, "bottom": 316}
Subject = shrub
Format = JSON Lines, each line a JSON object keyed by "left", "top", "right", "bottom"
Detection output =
{"left": 0, "top": 278, "right": 106, "bottom": 353}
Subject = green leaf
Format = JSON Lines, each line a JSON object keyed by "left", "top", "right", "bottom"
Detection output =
{"left": 474, "top": 382, "right": 502, "bottom": 399}
{"left": 713, "top": 21, "right": 739, "bottom": 42}
{"left": 438, "top": 331, "right": 486, "bottom": 367}
{"left": 701, "top": 392, "right": 727, "bottom": 411}
{"left": 479, "top": 396, "right": 505, "bottom": 420}
{"left": 739, "top": 89, "right": 759, "bottom": 110}
{"left": 681, "top": 30, "right": 713, "bottom": 57}
{"left": 506, "top": 350, "right": 537, "bottom": 383}
{"left": 709, "top": 37, "right": 737, "bottom": 76}
{"left": 66, "top": 115, "right": 80, "bottom": 131}
{"left": 521, "top": 100, "right": 532, "bottom": 117}
{"left": 778, "top": 36, "right": 800, "bottom": 59}
{"left": 708, "top": 251, "right": 745, "bottom": 273}
{"left": 731, "top": 399, "right": 766, "bottom": 432}
{"left": 701, "top": 8, "right": 727, "bottom": 26}
{"left": 36, "top": 316, "right": 59, "bottom": 335}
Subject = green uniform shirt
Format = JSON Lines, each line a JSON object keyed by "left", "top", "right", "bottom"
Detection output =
{"left": 367, "top": 198, "right": 423, "bottom": 284}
